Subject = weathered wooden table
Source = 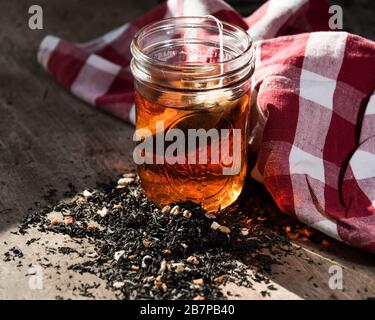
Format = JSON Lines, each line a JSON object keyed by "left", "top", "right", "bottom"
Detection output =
{"left": 0, "top": 0, "right": 374, "bottom": 299}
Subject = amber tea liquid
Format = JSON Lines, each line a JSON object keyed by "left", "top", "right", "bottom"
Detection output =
{"left": 134, "top": 86, "right": 250, "bottom": 212}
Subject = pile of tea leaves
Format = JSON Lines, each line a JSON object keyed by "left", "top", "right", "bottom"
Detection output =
{"left": 15, "top": 174, "right": 307, "bottom": 300}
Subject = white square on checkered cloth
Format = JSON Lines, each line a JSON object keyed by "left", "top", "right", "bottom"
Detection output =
{"left": 299, "top": 69, "right": 336, "bottom": 110}
{"left": 289, "top": 145, "right": 325, "bottom": 182}
{"left": 312, "top": 219, "right": 340, "bottom": 240}
{"left": 366, "top": 93, "right": 375, "bottom": 115}
{"left": 37, "top": 35, "right": 60, "bottom": 69}
{"left": 302, "top": 32, "right": 348, "bottom": 79}
{"left": 350, "top": 150, "right": 375, "bottom": 180}
{"left": 294, "top": 97, "right": 333, "bottom": 158}
{"left": 71, "top": 54, "right": 121, "bottom": 105}
{"left": 248, "top": 0, "right": 308, "bottom": 40}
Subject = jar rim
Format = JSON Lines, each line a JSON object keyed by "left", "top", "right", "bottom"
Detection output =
{"left": 131, "top": 16, "right": 254, "bottom": 70}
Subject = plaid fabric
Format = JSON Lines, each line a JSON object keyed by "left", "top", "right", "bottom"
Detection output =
{"left": 37, "top": 0, "right": 375, "bottom": 253}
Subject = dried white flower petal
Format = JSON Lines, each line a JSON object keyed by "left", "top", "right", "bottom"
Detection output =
{"left": 141, "top": 255, "right": 152, "bottom": 268}
{"left": 161, "top": 205, "right": 171, "bottom": 214}
{"left": 183, "top": 210, "right": 192, "bottom": 218}
{"left": 210, "top": 221, "right": 221, "bottom": 230}
{"left": 218, "top": 225, "right": 231, "bottom": 234}
{"left": 97, "top": 207, "right": 108, "bottom": 217}
{"left": 83, "top": 190, "right": 93, "bottom": 198}
{"left": 117, "top": 177, "right": 135, "bottom": 186}
{"left": 114, "top": 250, "right": 125, "bottom": 261}
{"left": 113, "top": 281, "right": 125, "bottom": 289}
{"left": 170, "top": 205, "right": 180, "bottom": 216}
{"left": 158, "top": 260, "right": 167, "bottom": 275}
{"left": 240, "top": 228, "right": 249, "bottom": 236}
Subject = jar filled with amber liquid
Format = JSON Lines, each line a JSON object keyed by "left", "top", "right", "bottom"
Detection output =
{"left": 130, "top": 16, "right": 254, "bottom": 212}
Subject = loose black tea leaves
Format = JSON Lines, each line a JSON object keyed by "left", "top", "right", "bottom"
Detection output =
{"left": 10, "top": 175, "right": 304, "bottom": 300}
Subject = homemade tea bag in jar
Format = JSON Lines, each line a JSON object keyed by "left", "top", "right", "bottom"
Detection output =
{"left": 131, "top": 16, "right": 254, "bottom": 212}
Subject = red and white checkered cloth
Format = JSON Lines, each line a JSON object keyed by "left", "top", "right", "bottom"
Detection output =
{"left": 37, "top": 0, "right": 375, "bottom": 253}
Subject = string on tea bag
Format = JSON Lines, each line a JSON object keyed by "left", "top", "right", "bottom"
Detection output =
{"left": 203, "top": 15, "right": 224, "bottom": 67}
{"left": 183, "top": 15, "right": 225, "bottom": 82}
{"left": 203, "top": 15, "right": 224, "bottom": 86}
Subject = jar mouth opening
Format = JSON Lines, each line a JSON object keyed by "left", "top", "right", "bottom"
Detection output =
{"left": 131, "top": 16, "right": 254, "bottom": 70}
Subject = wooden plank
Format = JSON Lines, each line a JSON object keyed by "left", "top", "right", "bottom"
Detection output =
{"left": 260, "top": 241, "right": 375, "bottom": 299}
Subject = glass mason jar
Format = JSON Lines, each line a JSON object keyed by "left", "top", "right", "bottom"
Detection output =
{"left": 130, "top": 16, "right": 254, "bottom": 212}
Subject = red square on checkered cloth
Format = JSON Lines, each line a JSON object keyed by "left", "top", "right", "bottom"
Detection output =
{"left": 37, "top": 0, "right": 375, "bottom": 253}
